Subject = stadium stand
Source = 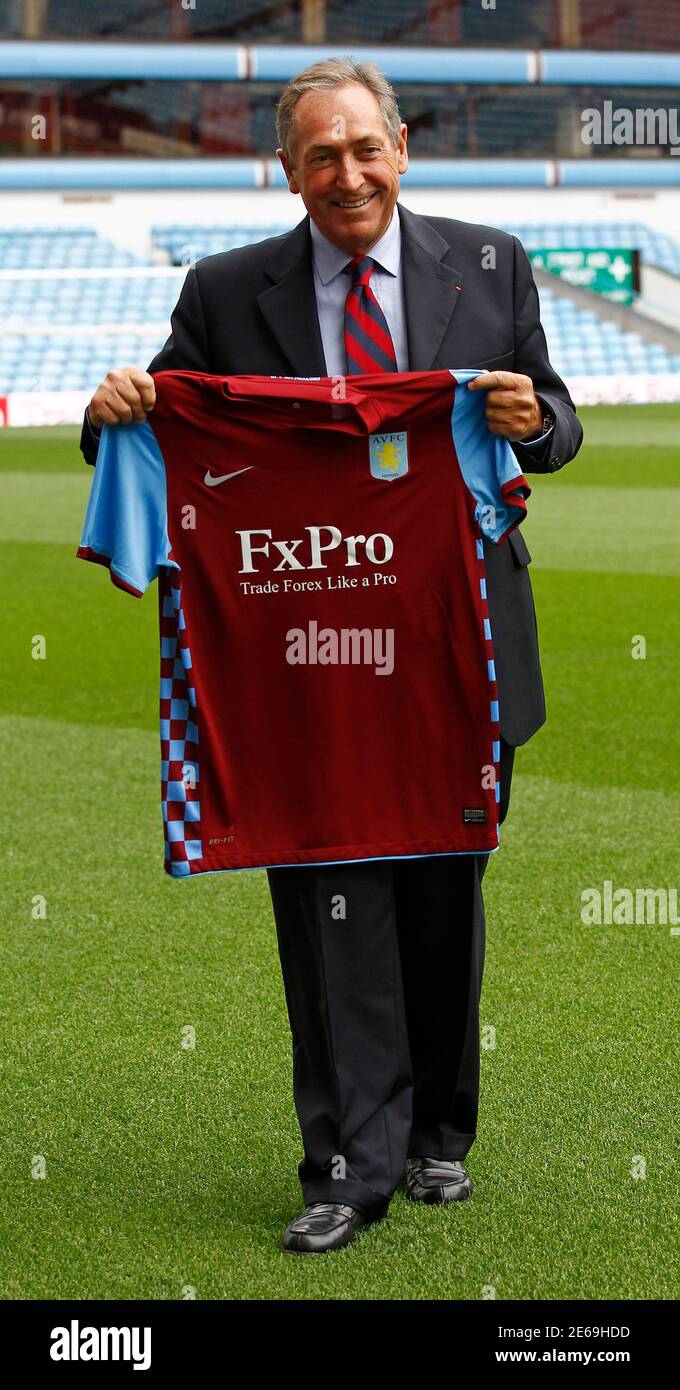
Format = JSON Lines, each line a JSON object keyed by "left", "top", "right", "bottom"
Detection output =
{"left": 150, "top": 221, "right": 680, "bottom": 278}
{"left": 2, "top": 75, "right": 679, "bottom": 162}
{"left": 2, "top": 0, "right": 678, "bottom": 49}
{"left": 1, "top": 2, "right": 679, "bottom": 407}
{"left": 0, "top": 273, "right": 179, "bottom": 325}
{"left": 507, "top": 224, "right": 680, "bottom": 278}
{"left": 0, "top": 226, "right": 147, "bottom": 268}
{"left": 0, "top": 333, "right": 163, "bottom": 393}
{"left": 1, "top": 221, "right": 680, "bottom": 395}
{"left": 151, "top": 224, "right": 291, "bottom": 263}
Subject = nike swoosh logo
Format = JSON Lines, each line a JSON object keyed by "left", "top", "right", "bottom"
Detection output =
{"left": 204, "top": 467, "right": 254, "bottom": 487}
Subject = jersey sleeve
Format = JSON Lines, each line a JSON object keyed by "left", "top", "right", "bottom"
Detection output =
{"left": 448, "top": 368, "right": 531, "bottom": 544}
{"left": 76, "top": 418, "right": 176, "bottom": 596}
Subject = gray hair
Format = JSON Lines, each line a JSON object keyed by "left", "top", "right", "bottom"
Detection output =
{"left": 275, "top": 55, "right": 403, "bottom": 166}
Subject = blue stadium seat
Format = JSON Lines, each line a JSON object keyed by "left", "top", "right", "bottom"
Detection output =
{"left": 0, "top": 221, "right": 679, "bottom": 393}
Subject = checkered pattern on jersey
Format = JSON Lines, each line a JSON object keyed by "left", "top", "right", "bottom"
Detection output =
{"left": 476, "top": 537, "right": 502, "bottom": 811}
{"left": 159, "top": 576, "right": 203, "bottom": 876}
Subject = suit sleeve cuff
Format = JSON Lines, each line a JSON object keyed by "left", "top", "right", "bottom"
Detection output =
{"left": 519, "top": 422, "right": 555, "bottom": 451}
{"left": 85, "top": 405, "right": 102, "bottom": 435}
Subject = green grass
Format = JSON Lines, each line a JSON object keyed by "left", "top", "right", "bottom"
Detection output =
{"left": 1, "top": 408, "right": 678, "bottom": 1300}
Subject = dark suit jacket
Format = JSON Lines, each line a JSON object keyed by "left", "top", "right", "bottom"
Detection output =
{"left": 80, "top": 201, "right": 583, "bottom": 746}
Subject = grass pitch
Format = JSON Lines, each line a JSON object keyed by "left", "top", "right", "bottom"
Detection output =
{"left": 1, "top": 406, "right": 678, "bottom": 1300}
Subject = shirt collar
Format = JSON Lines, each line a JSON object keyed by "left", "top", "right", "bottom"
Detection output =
{"left": 309, "top": 203, "right": 401, "bottom": 286}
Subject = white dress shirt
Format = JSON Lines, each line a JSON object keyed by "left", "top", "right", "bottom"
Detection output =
{"left": 308, "top": 203, "right": 554, "bottom": 451}
{"left": 309, "top": 204, "right": 409, "bottom": 375}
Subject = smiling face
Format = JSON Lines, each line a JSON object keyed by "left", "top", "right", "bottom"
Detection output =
{"left": 277, "top": 83, "right": 408, "bottom": 255}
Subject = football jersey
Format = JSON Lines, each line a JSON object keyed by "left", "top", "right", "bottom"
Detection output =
{"left": 77, "top": 369, "right": 530, "bottom": 876}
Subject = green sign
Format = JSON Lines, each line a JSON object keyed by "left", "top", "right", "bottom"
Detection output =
{"left": 528, "top": 247, "right": 639, "bottom": 304}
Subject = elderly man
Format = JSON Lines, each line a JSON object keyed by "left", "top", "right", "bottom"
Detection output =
{"left": 81, "top": 57, "right": 582, "bottom": 1254}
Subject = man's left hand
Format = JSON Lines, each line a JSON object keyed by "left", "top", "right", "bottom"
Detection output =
{"left": 467, "top": 371, "right": 544, "bottom": 442}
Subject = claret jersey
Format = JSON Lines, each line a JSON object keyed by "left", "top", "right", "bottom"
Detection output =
{"left": 77, "top": 369, "right": 530, "bottom": 875}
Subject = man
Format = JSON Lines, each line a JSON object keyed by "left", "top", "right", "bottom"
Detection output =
{"left": 81, "top": 57, "right": 583, "bottom": 1254}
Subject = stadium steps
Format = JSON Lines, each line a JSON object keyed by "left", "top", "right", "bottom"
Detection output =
{"left": 635, "top": 264, "right": 680, "bottom": 334}
{"left": 532, "top": 267, "right": 680, "bottom": 357}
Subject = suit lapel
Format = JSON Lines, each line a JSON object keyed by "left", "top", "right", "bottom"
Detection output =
{"left": 255, "top": 202, "right": 465, "bottom": 375}
{"left": 256, "top": 216, "right": 328, "bottom": 375}
{"left": 397, "top": 203, "right": 464, "bottom": 370}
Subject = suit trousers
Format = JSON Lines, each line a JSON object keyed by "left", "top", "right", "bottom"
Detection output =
{"left": 266, "top": 739, "right": 515, "bottom": 1216}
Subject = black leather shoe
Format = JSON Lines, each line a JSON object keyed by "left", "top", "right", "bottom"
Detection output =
{"left": 404, "top": 1157, "right": 473, "bottom": 1204}
{"left": 282, "top": 1201, "right": 387, "bottom": 1254}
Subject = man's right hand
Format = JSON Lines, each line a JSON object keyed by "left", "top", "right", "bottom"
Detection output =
{"left": 87, "top": 366, "right": 156, "bottom": 429}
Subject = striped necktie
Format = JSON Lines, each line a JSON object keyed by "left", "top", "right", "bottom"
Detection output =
{"left": 343, "top": 254, "right": 398, "bottom": 374}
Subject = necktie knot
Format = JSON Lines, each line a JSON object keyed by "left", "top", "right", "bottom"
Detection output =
{"left": 347, "top": 254, "right": 374, "bottom": 287}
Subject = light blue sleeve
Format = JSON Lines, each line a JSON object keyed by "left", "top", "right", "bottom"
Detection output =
{"left": 447, "top": 368, "right": 530, "bottom": 543}
{"left": 77, "top": 419, "right": 177, "bottom": 596}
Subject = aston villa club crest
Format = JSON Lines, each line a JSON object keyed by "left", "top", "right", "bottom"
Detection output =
{"left": 369, "top": 431, "right": 409, "bottom": 481}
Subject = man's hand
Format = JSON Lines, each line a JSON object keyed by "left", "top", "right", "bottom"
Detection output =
{"left": 467, "top": 371, "right": 544, "bottom": 442}
{"left": 88, "top": 366, "right": 156, "bottom": 429}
